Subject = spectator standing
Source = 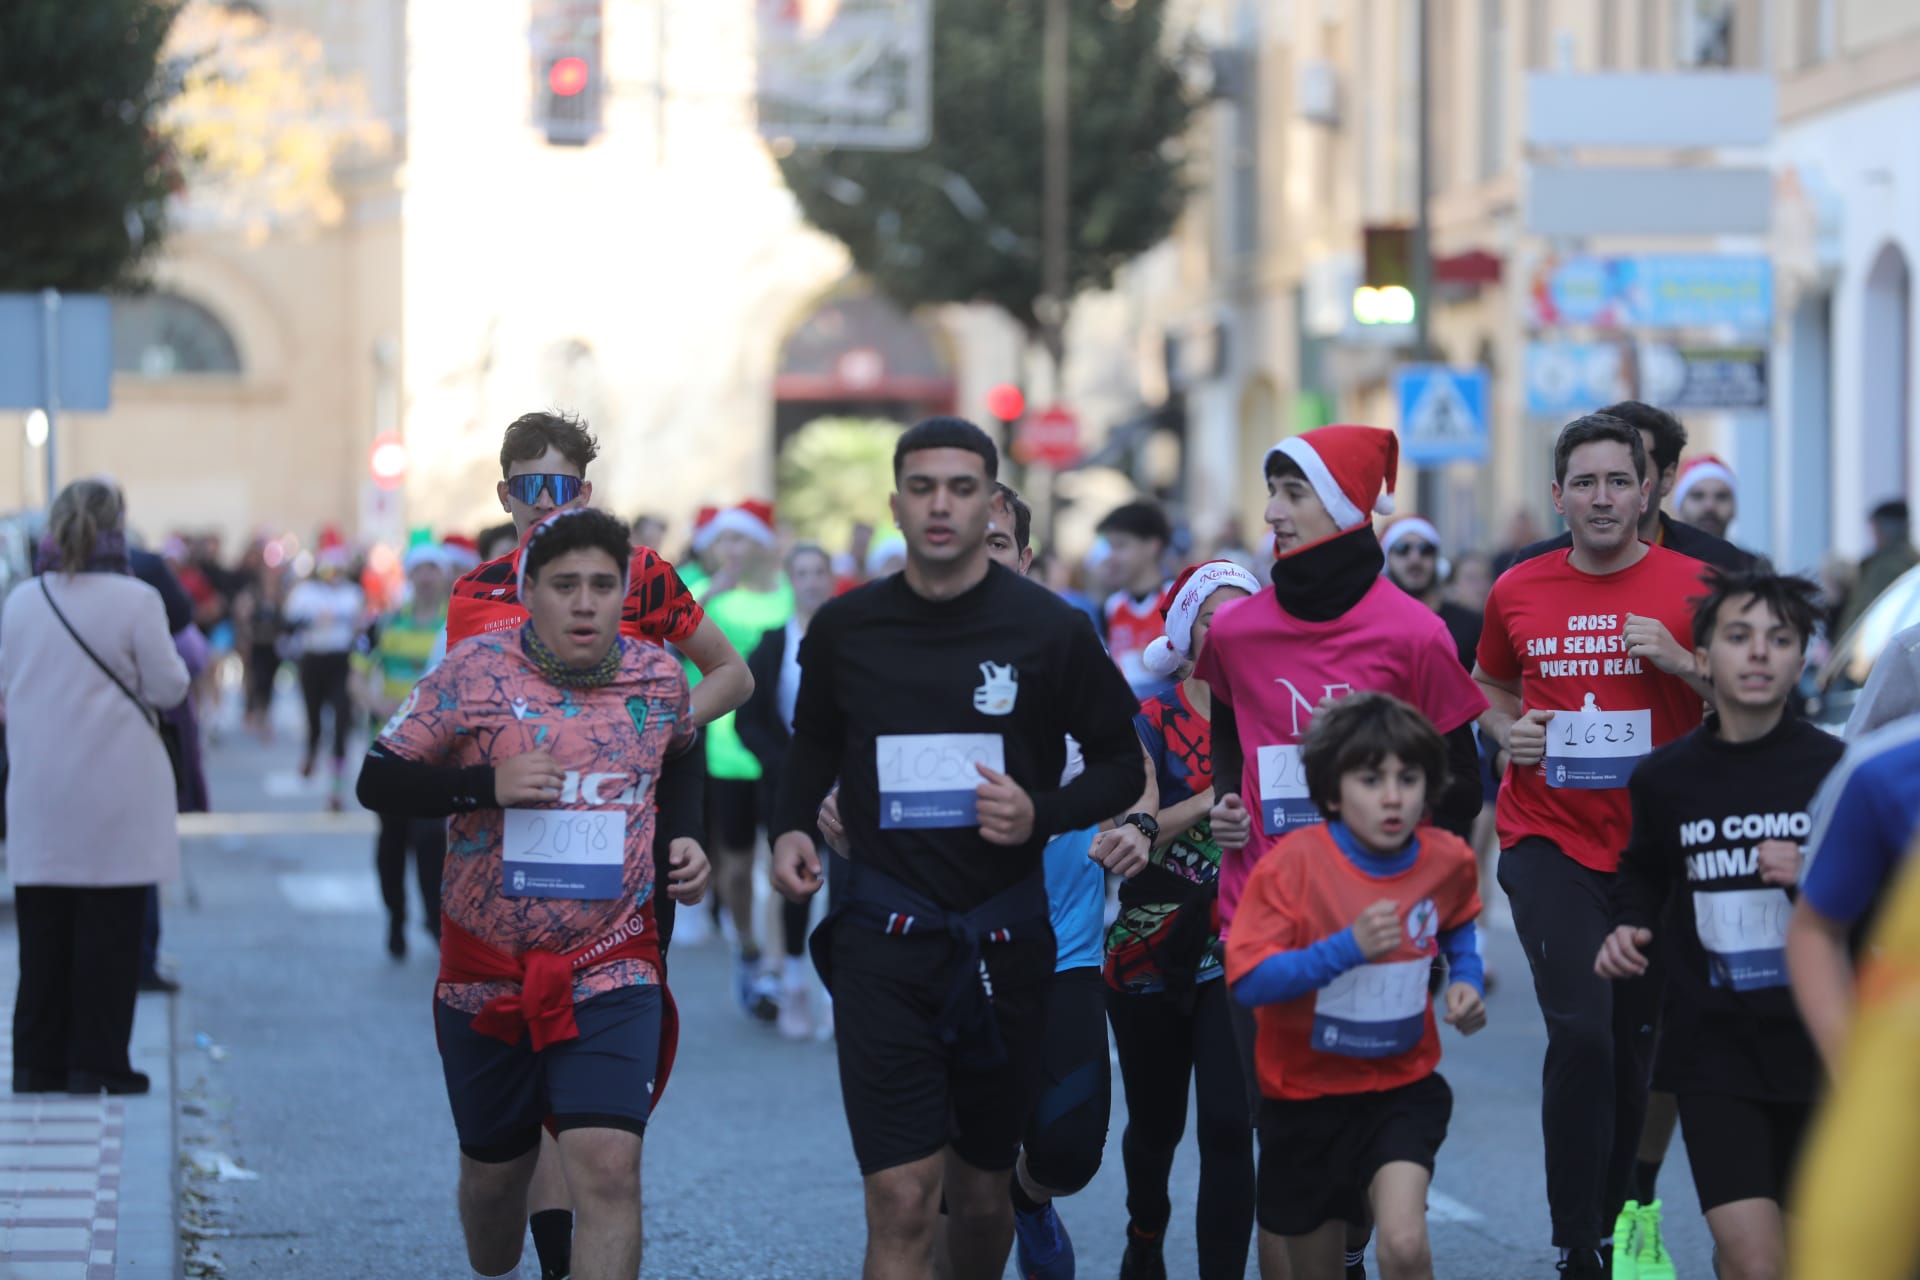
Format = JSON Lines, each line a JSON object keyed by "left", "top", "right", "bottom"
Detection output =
{"left": 1834, "top": 500, "right": 1919, "bottom": 638}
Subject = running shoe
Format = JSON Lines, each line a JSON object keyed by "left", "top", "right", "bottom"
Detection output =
{"left": 734, "top": 956, "right": 779, "bottom": 1022}
{"left": 1632, "top": 1201, "right": 1674, "bottom": 1280}
{"left": 1558, "top": 1247, "right": 1607, "bottom": 1278}
{"left": 1012, "top": 1200, "right": 1074, "bottom": 1280}
{"left": 777, "top": 976, "right": 814, "bottom": 1040}
{"left": 1117, "top": 1232, "right": 1166, "bottom": 1280}
{"left": 1611, "top": 1200, "right": 1641, "bottom": 1279}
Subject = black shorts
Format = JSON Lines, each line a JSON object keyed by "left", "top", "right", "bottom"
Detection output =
{"left": 1256, "top": 1073, "right": 1453, "bottom": 1236}
{"left": 705, "top": 775, "right": 759, "bottom": 852}
{"left": 1677, "top": 1093, "right": 1812, "bottom": 1212}
{"left": 829, "top": 920, "right": 1055, "bottom": 1176}
{"left": 435, "top": 984, "right": 663, "bottom": 1163}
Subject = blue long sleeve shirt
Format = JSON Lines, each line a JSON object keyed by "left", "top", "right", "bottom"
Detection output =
{"left": 1232, "top": 822, "right": 1485, "bottom": 1009}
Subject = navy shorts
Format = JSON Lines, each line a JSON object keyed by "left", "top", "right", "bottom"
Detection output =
{"left": 436, "top": 984, "right": 663, "bottom": 1162}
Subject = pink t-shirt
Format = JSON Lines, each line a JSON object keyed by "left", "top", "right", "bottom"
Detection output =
{"left": 1193, "top": 579, "right": 1489, "bottom": 931}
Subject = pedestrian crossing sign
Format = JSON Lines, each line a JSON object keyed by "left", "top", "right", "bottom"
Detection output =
{"left": 1394, "top": 364, "right": 1490, "bottom": 464}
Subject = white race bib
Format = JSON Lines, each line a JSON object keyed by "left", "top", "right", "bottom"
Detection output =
{"left": 877, "top": 733, "right": 1006, "bottom": 830}
{"left": 1545, "top": 700, "right": 1652, "bottom": 789}
{"left": 502, "top": 808, "right": 626, "bottom": 899}
{"left": 1257, "top": 745, "right": 1317, "bottom": 834}
{"left": 1693, "top": 887, "right": 1792, "bottom": 992}
{"left": 1311, "top": 957, "right": 1431, "bottom": 1058}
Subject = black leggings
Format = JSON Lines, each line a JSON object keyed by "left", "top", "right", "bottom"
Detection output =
{"left": 1108, "top": 977, "right": 1257, "bottom": 1279}
{"left": 298, "top": 651, "right": 353, "bottom": 763}
{"left": 376, "top": 814, "right": 446, "bottom": 932}
{"left": 1021, "top": 967, "right": 1111, "bottom": 1195}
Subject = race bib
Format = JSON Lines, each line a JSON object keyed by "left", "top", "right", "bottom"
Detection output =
{"left": 877, "top": 733, "right": 1006, "bottom": 830}
{"left": 1545, "top": 699, "right": 1652, "bottom": 789}
{"left": 1694, "top": 888, "right": 1792, "bottom": 992}
{"left": 1257, "top": 745, "right": 1317, "bottom": 834}
{"left": 502, "top": 809, "right": 626, "bottom": 899}
{"left": 1311, "top": 957, "right": 1430, "bottom": 1058}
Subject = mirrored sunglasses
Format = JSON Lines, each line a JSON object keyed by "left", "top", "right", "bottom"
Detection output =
{"left": 505, "top": 473, "right": 584, "bottom": 507}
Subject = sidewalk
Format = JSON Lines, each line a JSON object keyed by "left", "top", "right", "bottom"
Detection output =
{"left": 0, "top": 888, "right": 178, "bottom": 1280}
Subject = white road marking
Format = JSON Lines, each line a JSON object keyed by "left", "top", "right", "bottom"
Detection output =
{"left": 262, "top": 771, "right": 331, "bottom": 798}
{"left": 182, "top": 812, "right": 377, "bottom": 838}
{"left": 277, "top": 873, "right": 382, "bottom": 914}
{"left": 1426, "top": 1189, "right": 1484, "bottom": 1223}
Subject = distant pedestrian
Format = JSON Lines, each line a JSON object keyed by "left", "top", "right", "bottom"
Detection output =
{"left": 3, "top": 479, "right": 190, "bottom": 1096}
{"left": 1834, "top": 500, "right": 1919, "bottom": 638}
{"left": 285, "top": 527, "right": 366, "bottom": 811}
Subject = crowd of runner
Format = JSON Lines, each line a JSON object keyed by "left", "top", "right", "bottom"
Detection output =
{"left": 131, "top": 400, "right": 1917, "bottom": 1280}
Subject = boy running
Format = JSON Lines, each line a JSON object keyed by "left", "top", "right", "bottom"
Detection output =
{"left": 1595, "top": 570, "right": 1842, "bottom": 1280}
{"left": 1226, "top": 693, "right": 1486, "bottom": 1280}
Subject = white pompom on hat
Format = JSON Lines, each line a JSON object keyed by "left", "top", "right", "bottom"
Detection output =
{"left": 1141, "top": 560, "right": 1265, "bottom": 677}
{"left": 1672, "top": 455, "right": 1737, "bottom": 508}
{"left": 1265, "top": 424, "right": 1401, "bottom": 531}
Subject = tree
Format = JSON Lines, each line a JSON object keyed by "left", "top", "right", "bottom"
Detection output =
{"left": 777, "top": 0, "right": 1194, "bottom": 353}
{"left": 776, "top": 417, "right": 903, "bottom": 550}
{"left": 0, "top": 0, "right": 181, "bottom": 292}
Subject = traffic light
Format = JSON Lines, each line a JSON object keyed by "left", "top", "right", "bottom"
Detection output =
{"left": 985, "top": 383, "right": 1026, "bottom": 426}
{"left": 533, "top": 1, "right": 603, "bottom": 146}
{"left": 1356, "top": 225, "right": 1417, "bottom": 326}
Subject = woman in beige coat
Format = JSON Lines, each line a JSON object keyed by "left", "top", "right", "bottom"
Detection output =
{"left": 2, "top": 479, "right": 189, "bottom": 1095}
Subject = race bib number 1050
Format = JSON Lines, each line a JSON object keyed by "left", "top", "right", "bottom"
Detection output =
{"left": 877, "top": 734, "right": 1006, "bottom": 830}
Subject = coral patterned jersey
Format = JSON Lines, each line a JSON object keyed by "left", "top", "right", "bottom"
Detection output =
{"left": 375, "top": 627, "right": 693, "bottom": 1014}
{"left": 446, "top": 542, "right": 705, "bottom": 650}
{"left": 1225, "top": 824, "right": 1482, "bottom": 1101}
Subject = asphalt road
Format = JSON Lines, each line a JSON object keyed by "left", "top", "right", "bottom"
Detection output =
{"left": 163, "top": 717, "right": 1720, "bottom": 1279}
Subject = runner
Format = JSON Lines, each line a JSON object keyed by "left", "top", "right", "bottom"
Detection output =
{"left": 769, "top": 417, "right": 1143, "bottom": 1280}
{"left": 1593, "top": 569, "right": 1841, "bottom": 1280}
{"left": 440, "top": 410, "right": 749, "bottom": 1280}
{"left": 354, "top": 538, "right": 453, "bottom": 959}
{"left": 1226, "top": 693, "right": 1486, "bottom": 1280}
{"left": 1104, "top": 560, "right": 1263, "bottom": 1280}
{"left": 1379, "top": 516, "right": 1479, "bottom": 671}
{"left": 284, "top": 527, "right": 366, "bottom": 811}
{"left": 1095, "top": 501, "right": 1176, "bottom": 698}
{"left": 1672, "top": 456, "right": 1738, "bottom": 543}
{"left": 354, "top": 508, "right": 712, "bottom": 1280}
{"left": 1473, "top": 412, "right": 1713, "bottom": 1277}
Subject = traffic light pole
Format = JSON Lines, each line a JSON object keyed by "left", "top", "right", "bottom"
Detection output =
{"left": 1411, "top": 0, "right": 1438, "bottom": 519}
{"left": 41, "top": 289, "right": 60, "bottom": 506}
{"left": 1038, "top": 0, "right": 1069, "bottom": 549}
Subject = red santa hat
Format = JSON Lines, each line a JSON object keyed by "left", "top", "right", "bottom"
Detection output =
{"left": 693, "top": 501, "right": 776, "bottom": 554}
{"left": 1672, "top": 455, "right": 1736, "bottom": 508}
{"left": 316, "top": 524, "right": 350, "bottom": 568}
{"left": 1141, "top": 560, "right": 1264, "bottom": 678}
{"left": 439, "top": 533, "right": 481, "bottom": 572}
{"left": 1265, "top": 425, "right": 1399, "bottom": 532}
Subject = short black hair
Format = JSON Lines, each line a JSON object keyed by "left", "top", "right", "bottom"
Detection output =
{"left": 786, "top": 541, "right": 831, "bottom": 574}
{"left": 893, "top": 416, "right": 999, "bottom": 483}
{"left": 993, "top": 483, "right": 1033, "bottom": 553}
{"left": 501, "top": 410, "right": 599, "bottom": 478}
{"left": 1871, "top": 499, "right": 1910, "bottom": 527}
{"left": 1096, "top": 500, "right": 1172, "bottom": 546}
{"left": 1690, "top": 569, "right": 1823, "bottom": 653}
{"left": 1554, "top": 412, "right": 1648, "bottom": 485}
{"left": 1265, "top": 450, "right": 1307, "bottom": 484}
{"left": 1597, "top": 401, "right": 1687, "bottom": 476}
{"left": 522, "top": 508, "right": 631, "bottom": 585}
{"left": 1300, "top": 693, "right": 1448, "bottom": 818}
{"left": 478, "top": 521, "right": 519, "bottom": 560}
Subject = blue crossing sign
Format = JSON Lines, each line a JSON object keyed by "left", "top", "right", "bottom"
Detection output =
{"left": 1394, "top": 364, "right": 1490, "bottom": 464}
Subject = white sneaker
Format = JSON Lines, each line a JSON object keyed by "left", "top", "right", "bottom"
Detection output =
{"left": 777, "top": 978, "right": 814, "bottom": 1040}
{"left": 673, "top": 906, "right": 713, "bottom": 947}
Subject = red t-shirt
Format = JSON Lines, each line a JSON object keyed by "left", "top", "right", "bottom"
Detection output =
{"left": 1476, "top": 543, "right": 1708, "bottom": 871}
{"left": 1104, "top": 586, "right": 1172, "bottom": 692}
{"left": 1225, "top": 823, "right": 1481, "bottom": 1101}
{"left": 446, "top": 543, "right": 705, "bottom": 650}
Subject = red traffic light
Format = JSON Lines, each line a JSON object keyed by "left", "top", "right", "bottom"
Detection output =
{"left": 549, "top": 55, "right": 590, "bottom": 97}
{"left": 985, "top": 383, "right": 1026, "bottom": 423}
{"left": 368, "top": 432, "right": 409, "bottom": 490}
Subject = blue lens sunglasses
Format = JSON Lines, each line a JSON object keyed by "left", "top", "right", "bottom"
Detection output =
{"left": 505, "top": 473, "right": 584, "bottom": 506}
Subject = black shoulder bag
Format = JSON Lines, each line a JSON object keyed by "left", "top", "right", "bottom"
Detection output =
{"left": 40, "top": 578, "right": 187, "bottom": 792}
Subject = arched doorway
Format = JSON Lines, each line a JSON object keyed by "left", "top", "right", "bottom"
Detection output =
{"left": 1862, "top": 243, "right": 1912, "bottom": 509}
{"left": 773, "top": 290, "right": 956, "bottom": 452}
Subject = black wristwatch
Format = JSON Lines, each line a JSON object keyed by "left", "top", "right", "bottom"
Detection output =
{"left": 1121, "top": 811, "right": 1160, "bottom": 843}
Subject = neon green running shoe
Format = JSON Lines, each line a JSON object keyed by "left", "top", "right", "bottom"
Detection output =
{"left": 1633, "top": 1200, "right": 1675, "bottom": 1280}
{"left": 1610, "top": 1200, "right": 1641, "bottom": 1279}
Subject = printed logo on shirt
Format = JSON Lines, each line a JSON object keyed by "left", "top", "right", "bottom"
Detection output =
{"left": 381, "top": 687, "right": 419, "bottom": 738}
{"left": 1406, "top": 897, "right": 1440, "bottom": 950}
{"left": 973, "top": 662, "right": 1019, "bottom": 716}
{"left": 559, "top": 771, "right": 655, "bottom": 806}
{"left": 511, "top": 696, "right": 537, "bottom": 722}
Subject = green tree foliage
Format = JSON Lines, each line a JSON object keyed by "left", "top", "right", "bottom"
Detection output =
{"left": 777, "top": 417, "right": 903, "bottom": 550}
{"left": 0, "top": 0, "right": 182, "bottom": 292}
{"left": 777, "top": 0, "right": 1193, "bottom": 340}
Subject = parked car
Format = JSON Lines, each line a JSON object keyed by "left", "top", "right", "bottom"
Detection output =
{"left": 1808, "top": 563, "right": 1920, "bottom": 733}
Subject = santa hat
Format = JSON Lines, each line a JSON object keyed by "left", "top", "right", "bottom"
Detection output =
{"left": 1142, "top": 560, "right": 1264, "bottom": 677}
{"left": 440, "top": 533, "right": 481, "bottom": 572}
{"left": 693, "top": 501, "right": 776, "bottom": 554}
{"left": 1377, "top": 514, "right": 1450, "bottom": 581}
{"left": 517, "top": 509, "right": 630, "bottom": 598}
{"left": 316, "top": 525, "right": 350, "bottom": 568}
{"left": 1673, "top": 455, "right": 1736, "bottom": 508}
{"left": 1265, "top": 425, "right": 1399, "bottom": 532}
{"left": 866, "top": 534, "right": 907, "bottom": 577}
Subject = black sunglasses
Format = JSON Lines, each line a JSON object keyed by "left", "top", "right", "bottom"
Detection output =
{"left": 1391, "top": 541, "right": 1438, "bottom": 558}
{"left": 505, "top": 473, "right": 584, "bottom": 507}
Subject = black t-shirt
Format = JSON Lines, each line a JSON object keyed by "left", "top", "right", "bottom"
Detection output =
{"left": 1438, "top": 599, "right": 1482, "bottom": 672}
{"left": 774, "top": 562, "right": 1143, "bottom": 911}
{"left": 1611, "top": 714, "right": 1845, "bottom": 1100}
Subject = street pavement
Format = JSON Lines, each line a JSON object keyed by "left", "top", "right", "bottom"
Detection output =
{"left": 127, "top": 703, "right": 1722, "bottom": 1278}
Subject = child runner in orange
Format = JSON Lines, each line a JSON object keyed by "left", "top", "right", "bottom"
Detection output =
{"left": 1226, "top": 693, "right": 1486, "bottom": 1280}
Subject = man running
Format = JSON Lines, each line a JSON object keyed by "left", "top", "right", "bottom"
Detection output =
{"left": 1474, "top": 412, "right": 1713, "bottom": 1277}
{"left": 1379, "top": 516, "right": 1479, "bottom": 671}
{"left": 770, "top": 417, "right": 1143, "bottom": 1280}
{"left": 1672, "top": 456, "right": 1738, "bottom": 543}
{"left": 1095, "top": 501, "right": 1176, "bottom": 698}
{"left": 355, "top": 509, "right": 712, "bottom": 1280}
{"left": 1595, "top": 570, "right": 1842, "bottom": 1280}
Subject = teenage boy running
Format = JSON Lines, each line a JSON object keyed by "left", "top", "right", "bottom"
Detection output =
{"left": 1095, "top": 501, "right": 1176, "bottom": 697}
{"left": 1227, "top": 693, "right": 1486, "bottom": 1280}
{"left": 1594, "top": 569, "right": 1842, "bottom": 1280}
{"left": 1473, "top": 412, "right": 1713, "bottom": 1278}
{"left": 355, "top": 509, "right": 713, "bottom": 1280}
